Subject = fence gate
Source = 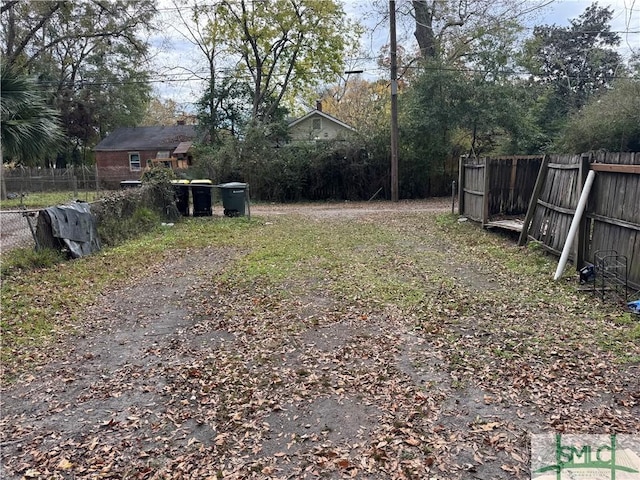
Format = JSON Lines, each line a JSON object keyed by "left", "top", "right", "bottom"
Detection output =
{"left": 458, "top": 156, "right": 488, "bottom": 224}
{"left": 458, "top": 155, "right": 544, "bottom": 228}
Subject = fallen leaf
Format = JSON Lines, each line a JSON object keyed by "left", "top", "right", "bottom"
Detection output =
{"left": 57, "top": 458, "right": 73, "bottom": 470}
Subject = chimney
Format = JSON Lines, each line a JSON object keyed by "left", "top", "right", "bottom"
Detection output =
{"left": 316, "top": 100, "right": 322, "bottom": 112}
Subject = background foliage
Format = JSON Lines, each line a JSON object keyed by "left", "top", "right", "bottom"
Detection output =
{"left": 1, "top": 1, "right": 638, "bottom": 202}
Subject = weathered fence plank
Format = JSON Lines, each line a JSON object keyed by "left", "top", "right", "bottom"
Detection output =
{"left": 526, "top": 155, "right": 582, "bottom": 258}
{"left": 472, "top": 151, "right": 639, "bottom": 289}
{"left": 459, "top": 155, "right": 543, "bottom": 228}
{"left": 459, "top": 156, "right": 486, "bottom": 223}
{"left": 518, "top": 155, "right": 549, "bottom": 245}
{"left": 582, "top": 151, "right": 640, "bottom": 288}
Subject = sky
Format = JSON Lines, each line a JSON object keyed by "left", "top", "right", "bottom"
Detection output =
{"left": 150, "top": 0, "right": 640, "bottom": 111}
{"left": 542, "top": 0, "right": 639, "bottom": 56}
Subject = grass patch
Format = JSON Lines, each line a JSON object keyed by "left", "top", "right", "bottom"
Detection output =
{"left": 0, "top": 190, "right": 105, "bottom": 209}
{"left": 0, "top": 247, "right": 66, "bottom": 277}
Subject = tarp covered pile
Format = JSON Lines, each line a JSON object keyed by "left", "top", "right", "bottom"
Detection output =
{"left": 36, "top": 202, "right": 101, "bottom": 258}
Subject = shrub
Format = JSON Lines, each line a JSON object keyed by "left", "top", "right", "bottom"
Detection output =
{"left": 92, "top": 181, "right": 175, "bottom": 247}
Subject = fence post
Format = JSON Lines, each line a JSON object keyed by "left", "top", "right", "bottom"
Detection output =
{"left": 457, "top": 155, "right": 465, "bottom": 216}
{"left": 451, "top": 180, "right": 456, "bottom": 214}
{"left": 576, "top": 153, "right": 592, "bottom": 270}
{"left": 518, "top": 155, "right": 549, "bottom": 246}
{"left": 19, "top": 166, "right": 26, "bottom": 207}
{"left": 82, "top": 165, "right": 88, "bottom": 200}
{"left": 482, "top": 157, "right": 490, "bottom": 226}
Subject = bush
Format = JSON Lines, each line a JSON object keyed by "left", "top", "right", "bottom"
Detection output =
{"left": 96, "top": 204, "right": 162, "bottom": 247}
{"left": 556, "top": 79, "right": 640, "bottom": 152}
{"left": 193, "top": 136, "right": 389, "bottom": 202}
{"left": 141, "top": 166, "right": 176, "bottom": 184}
{"left": 92, "top": 181, "right": 175, "bottom": 247}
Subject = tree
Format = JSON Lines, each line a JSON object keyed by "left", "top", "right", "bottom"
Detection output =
{"left": 557, "top": 79, "right": 640, "bottom": 153}
{"left": 141, "top": 98, "right": 180, "bottom": 126}
{"left": 398, "top": 60, "right": 468, "bottom": 196}
{"left": 1, "top": 64, "right": 63, "bottom": 165}
{"left": 211, "top": 0, "right": 361, "bottom": 122}
{"left": 1, "top": 64, "right": 64, "bottom": 198}
{"left": 405, "top": 0, "right": 550, "bottom": 62}
{"left": 166, "top": 0, "right": 247, "bottom": 143}
{"left": 319, "top": 77, "right": 390, "bottom": 136}
{"left": 520, "top": 3, "right": 624, "bottom": 147}
{"left": 1, "top": 1, "right": 156, "bottom": 71}
{"left": 453, "top": 20, "right": 541, "bottom": 156}
{"left": 197, "top": 74, "right": 252, "bottom": 140}
{"left": 1, "top": 0, "right": 156, "bottom": 163}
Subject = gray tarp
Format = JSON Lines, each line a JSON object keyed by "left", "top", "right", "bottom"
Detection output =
{"left": 37, "top": 203, "right": 101, "bottom": 258}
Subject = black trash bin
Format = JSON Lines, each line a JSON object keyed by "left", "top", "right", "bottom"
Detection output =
{"left": 218, "top": 182, "right": 247, "bottom": 217}
{"left": 190, "top": 179, "right": 213, "bottom": 217}
{"left": 171, "top": 180, "right": 190, "bottom": 216}
{"left": 120, "top": 180, "right": 142, "bottom": 189}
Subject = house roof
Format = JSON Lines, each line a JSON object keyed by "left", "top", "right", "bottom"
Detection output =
{"left": 173, "top": 141, "right": 192, "bottom": 155}
{"left": 93, "top": 125, "right": 198, "bottom": 152}
{"left": 288, "top": 110, "right": 356, "bottom": 132}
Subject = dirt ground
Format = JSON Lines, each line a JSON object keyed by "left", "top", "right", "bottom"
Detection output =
{"left": 1, "top": 199, "right": 638, "bottom": 479}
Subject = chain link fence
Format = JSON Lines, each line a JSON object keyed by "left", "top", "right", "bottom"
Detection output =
{"left": 1, "top": 166, "right": 102, "bottom": 254}
{"left": 3, "top": 165, "right": 100, "bottom": 198}
{"left": 0, "top": 209, "right": 41, "bottom": 253}
{"left": 1, "top": 182, "right": 179, "bottom": 255}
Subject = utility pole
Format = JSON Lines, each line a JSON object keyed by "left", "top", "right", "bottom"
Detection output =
{"left": 389, "top": 0, "right": 399, "bottom": 202}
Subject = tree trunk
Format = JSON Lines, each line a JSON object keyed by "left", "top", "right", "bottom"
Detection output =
{"left": 0, "top": 152, "right": 7, "bottom": 201}
{"left": 413, "top": 0, "right": 437, "bottom": 59}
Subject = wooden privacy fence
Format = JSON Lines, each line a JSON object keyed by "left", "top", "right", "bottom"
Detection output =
{"left": 521, "top": 152, "right": 640, "bottom": 289}
{"left": 458, "top": 155, "right": 544, "bottom": 230}
{"left": 459, "top": 152, "right": 640, "bottom": 289}
{"left": 587, "top": 153, "right": 640, "bottom": 290}
{"left": 519, "top": 154, "right": 587, "bottom": 256}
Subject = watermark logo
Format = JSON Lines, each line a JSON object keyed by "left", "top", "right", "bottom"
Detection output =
{"left": 531, "top": 434, "right": 640, "bottom": 479}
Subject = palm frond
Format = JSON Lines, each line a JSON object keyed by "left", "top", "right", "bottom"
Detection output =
{"left": 1, "top": 64, "right": 64, "bottom": 163}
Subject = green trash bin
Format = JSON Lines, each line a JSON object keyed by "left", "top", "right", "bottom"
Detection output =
{"left": 171, "top": 180, "right": 190, "bottom": 216}
{"left": 218, "top": 182, "right": 247, "bottom": 217}
{"left": 190, "top": 179, "right": 213, "bottom": 217}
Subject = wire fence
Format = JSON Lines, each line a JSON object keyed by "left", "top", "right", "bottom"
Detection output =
{"left": 3, "top": 165, "right": 99, "bottom": 197}
{"left": 0, "top": 209, "right": 41, "bottom": 253}
{"left": 1, "top": 182, "right": 179, "bottom": 255}
{"left": 1, "top": 167, "right": 103, "bottom": 254}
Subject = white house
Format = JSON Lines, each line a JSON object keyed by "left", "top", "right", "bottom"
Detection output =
{"left": 288, "top": 102, "right": 356, "bottom": 142}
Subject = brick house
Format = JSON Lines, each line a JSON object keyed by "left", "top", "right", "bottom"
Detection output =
{"left": 94, "top": 125, "right": 198, "bottom": 188}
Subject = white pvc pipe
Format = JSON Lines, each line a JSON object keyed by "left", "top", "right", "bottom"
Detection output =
{"left": 554, "top": 169, "right": 596, "bottom": 280}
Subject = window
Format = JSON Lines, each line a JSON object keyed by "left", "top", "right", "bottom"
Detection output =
{"left": 129, "top": 152, "right": 141, "bottom": 171}
{"left": 312, "top": 118, "right": 321, "bottom": 130}
{"left": 156, "top": 151, "right": 170, "bottom": 159}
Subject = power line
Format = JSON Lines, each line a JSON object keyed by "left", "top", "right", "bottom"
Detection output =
{"left": 35, "top": 62, "right": 637, "bottom": 91}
